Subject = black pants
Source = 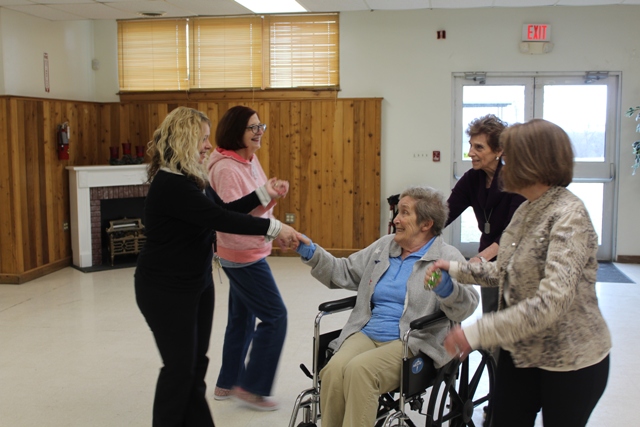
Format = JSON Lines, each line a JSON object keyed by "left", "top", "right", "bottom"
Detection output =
{"left": 492, "top": 349, "right": 609, "bottom": 427}
{"left": 135, "top": 275, "right": 216, "bottom": 427}
{"left": 481, "top": 287, "right": 499, "bottom": 313}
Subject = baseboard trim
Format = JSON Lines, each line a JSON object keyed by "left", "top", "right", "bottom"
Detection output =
{"left": 616, "top": 255, "right": 640, "bottom": 264}
{"left": 0, "top": 258, "right": 72, "bottom": 285}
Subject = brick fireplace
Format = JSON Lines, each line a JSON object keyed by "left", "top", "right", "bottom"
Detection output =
{"left": 90, "top": 185, "right": 149, "bottom": 266}
{"left": 67, "top": 165, "right": 148, "bottom": 270}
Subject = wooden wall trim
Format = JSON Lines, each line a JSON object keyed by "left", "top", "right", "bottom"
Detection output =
{"left": 0, "top": 257, "right": 71, "bottom": 285}
{"left": 616, "top": 255, "right": 640, "bottom": 264}
{"left": 117, "top": 89, "right": 368, "bottom": 103}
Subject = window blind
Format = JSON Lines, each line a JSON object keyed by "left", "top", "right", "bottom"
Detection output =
{"left": 118, "top": 20, "right": 188, "bottom": 91}
{"left": 267, "top": 14, "right": 339, "bottom": 88}
{"left": 191, "top": 16, "right": 264, "bottom": 90}
{"left": 117, "top": 14, "right": 339, "bottom": 91}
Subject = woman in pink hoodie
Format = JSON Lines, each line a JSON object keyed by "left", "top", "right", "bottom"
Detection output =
{"left": 207, "top": 106, "right": 287, "bottom": 411}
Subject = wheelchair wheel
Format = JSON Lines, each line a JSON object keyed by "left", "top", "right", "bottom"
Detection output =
{"left": 425, "top": 349, "right": 496, "bottom": 427}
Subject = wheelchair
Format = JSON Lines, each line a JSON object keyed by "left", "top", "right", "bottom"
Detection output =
{"left": 289, "top": 295, "right": 496, "bottom": 427}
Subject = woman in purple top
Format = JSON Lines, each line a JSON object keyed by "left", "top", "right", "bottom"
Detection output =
{"left": 446, "top": 114, "right": 525, "bottom": 313}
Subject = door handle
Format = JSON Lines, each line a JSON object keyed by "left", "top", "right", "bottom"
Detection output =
{"left": 453, "top": 162, "right": 463, "bottom": 180}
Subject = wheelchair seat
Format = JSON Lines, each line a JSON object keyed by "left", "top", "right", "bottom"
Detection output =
{"left": 289, "top": 295, "right": 496, "bottom": 427}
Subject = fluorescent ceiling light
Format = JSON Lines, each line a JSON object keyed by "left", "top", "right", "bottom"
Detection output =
{"left": 234, "top": 0, "right": 307, "bottom": 13}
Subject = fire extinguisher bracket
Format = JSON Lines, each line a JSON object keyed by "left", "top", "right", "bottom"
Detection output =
{"left": 57, "top": 122, "right": 70, "bottom": 160}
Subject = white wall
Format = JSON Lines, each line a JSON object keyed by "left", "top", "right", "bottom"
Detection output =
{"left": 0, "top": 10, "right": 5, "bottom": 94}
{"left": 338, "top": 6, "right": 640, "bottom": 258}
{"left": 93, "top": 20, "right": 119, "bottom": 102}
{"left": 0, "top": 8, "right": 96, "bottom": 101}
{"left": 0, "top": 5, "right": 638, "bottom": 257}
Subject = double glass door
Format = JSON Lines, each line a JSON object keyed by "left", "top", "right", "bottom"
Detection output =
{"left": 451, "top": 73, "right": 618, "bottom": 260}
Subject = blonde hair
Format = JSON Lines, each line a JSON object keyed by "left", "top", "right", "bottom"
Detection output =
{"left": 147, "top": 107, "right": 212, "bottom": 189}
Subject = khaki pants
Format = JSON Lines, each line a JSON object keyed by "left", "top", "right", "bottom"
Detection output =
{"left": 319, "top": 332, "right": 411, "bottom": 427}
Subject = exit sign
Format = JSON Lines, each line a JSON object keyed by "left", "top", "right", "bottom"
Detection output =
{"left": 522, "top": 24, "right": 550, "bottom": 41}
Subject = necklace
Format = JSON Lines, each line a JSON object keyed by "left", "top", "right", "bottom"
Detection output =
{"left": 482, "top": 207, "right": 493, "bottom": 234}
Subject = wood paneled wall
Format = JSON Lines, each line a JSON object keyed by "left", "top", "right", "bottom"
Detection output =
{"left": 0, "top": 94, "right": 381, "bottom": 284}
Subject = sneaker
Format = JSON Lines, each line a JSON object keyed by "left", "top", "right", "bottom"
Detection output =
{"left": 232, "top": 387, "right": 280, "bottom": 411}
{"left": 213, "top": 386, "right": 233, "bottom": 401}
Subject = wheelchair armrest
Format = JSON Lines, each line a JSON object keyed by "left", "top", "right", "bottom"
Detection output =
{"left": 409, "top": 310, "right": 447, "bottom": 330}
{"left": 318, "top": 296, "right": 357, "bottom": 313}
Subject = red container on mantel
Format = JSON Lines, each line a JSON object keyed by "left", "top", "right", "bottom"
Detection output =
{"left": 136, "top": 145, "right": 145, "bottom": 158}
{"left": 122, "top": 142, "right": 131, "bottom": 155}
{"left": 109, "top": 147, "right": 119, "bottom": 159}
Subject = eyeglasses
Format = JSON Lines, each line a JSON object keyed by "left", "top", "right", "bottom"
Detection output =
{"left": 246, "top": 123, "right": 267, "bottom": 134}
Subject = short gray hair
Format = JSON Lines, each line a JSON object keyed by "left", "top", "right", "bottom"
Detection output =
{"left": 399, "top": 186, "right": 449, "bottom": 236}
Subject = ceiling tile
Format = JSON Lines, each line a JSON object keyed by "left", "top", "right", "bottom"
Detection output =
{"left": 365, "top": 0, "right": 430, "bottom": 11}
{"left": 163, "top": 0, "right": 252, "bottom": 16}
{"left": 49, "top": 2, "right": 139, "bottom": 19}
{"left": 106, "top": 0, "right": 196, "bottom": 17}
{"left": 297, "top": 0, "right": 369, "bottom": 12}
{"left": 557, "top": 0, "right": 621, "bottom": 4}
{"left": 0, "top": 0, "right": 37, "bottom": 5}
{"left": 493, "top": 0, "right": 558, "bottom": 6}
{"left": 3, "top": 4, "right": 85, "bottom": 20}
{"left": 430, "top": 0, "right": 493, "bottom": 8}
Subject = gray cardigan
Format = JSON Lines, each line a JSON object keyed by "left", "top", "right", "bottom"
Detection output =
{"left": 303, "top": 234, "right": 479, "bottom": 368}
{"left": 451, "top": 186, "right": 612, "bottom": 370}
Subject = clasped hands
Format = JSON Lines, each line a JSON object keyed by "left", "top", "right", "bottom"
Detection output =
{"left": 266, "top": 177, "right": 289, "bottom": 199}
{"left": 266, "top": 177, "right": 300, "bottom": 250}
{"left": 424, "top": 259, "right": 472, "bottom": 360}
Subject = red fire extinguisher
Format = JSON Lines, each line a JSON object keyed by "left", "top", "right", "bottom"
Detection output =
{"left": 57, "top": 122, "right": 70, "bottom": 160}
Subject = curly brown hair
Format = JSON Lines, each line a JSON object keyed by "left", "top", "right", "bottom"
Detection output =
{"left": 466, "top": 114, "right": 508, "bottom": 152}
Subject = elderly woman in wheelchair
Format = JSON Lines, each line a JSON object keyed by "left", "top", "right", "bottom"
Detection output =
{"left": 292, "top": 186, "right": 481, "bottom": 427}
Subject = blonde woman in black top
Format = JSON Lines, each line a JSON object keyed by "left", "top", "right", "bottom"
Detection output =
{"left": 135, "top": 107, "right": 297, "bottom": 427}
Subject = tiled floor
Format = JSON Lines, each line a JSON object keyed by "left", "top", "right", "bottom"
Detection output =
{"left": 0, "top": 258, "right": 636, "bottom": 426}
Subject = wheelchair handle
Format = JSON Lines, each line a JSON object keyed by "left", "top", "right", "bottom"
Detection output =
{"left": 409, "top": 310, "right": 447, "bottom": 330}
{"left": 318, "top": 295, "right": 357, "bottom": 313}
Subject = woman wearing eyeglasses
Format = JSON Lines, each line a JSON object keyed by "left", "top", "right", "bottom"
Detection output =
{"left": 207, "top": 106, "right": 287, "bottom": 411}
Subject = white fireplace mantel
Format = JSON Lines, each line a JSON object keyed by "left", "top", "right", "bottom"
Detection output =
{"left": 67, "top": 165, "right": 147, "bottom": 269}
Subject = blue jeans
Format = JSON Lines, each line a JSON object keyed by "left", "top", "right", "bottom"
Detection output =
{"left": 216, "top": 258, "right": 287, "bottom": 396}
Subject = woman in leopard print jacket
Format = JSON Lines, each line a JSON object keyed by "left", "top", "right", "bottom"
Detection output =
{"left": 427, "top": 119, "right": 611, "bottom": 427}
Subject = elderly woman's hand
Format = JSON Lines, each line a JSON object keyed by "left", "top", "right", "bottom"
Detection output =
{"left": 295, "top": 232, "right": 316, "bottom": 260}
{"left": 424, "top": 259, "right": 451, "bottom": 289}
{"left": 443, "top": 326, "right": 472, "bottom": 360}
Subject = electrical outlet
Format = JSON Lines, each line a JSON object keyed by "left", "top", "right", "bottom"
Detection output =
{"left": 284, "top": 213, "right": 296, "bottom": 224}
{"left": 63, "top": 222, "right": 69, "bottom": 231}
